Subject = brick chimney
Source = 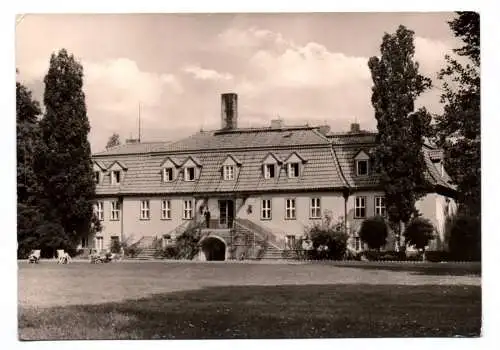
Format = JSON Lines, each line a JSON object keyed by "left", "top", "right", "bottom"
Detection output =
{"left": 221, "top": 93, "right": 238, "bottom": 130}
{"left": 350, "top": 123, "right": 361, "bottom": 133}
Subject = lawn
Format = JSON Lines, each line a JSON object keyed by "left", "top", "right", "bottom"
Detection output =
{"left": 18, "top": 261, "right": 481, "bottom": 340}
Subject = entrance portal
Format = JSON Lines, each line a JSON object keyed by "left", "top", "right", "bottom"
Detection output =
{"left": 200, "top": 236, "right": 226, "bottom": 261}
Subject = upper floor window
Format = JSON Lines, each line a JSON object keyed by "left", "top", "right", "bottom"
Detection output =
{"left": 184, "top": 167, "right": 196, "bottom": 181}
{"left": 375, "top": 196, "right": 386, "bottom": 217}
{"left": 183, "top": 200, "right": 193, "bottom": 220}
{"left": 162, "top": 168, "right": 174, "bottom": 182}
{"left": 310, "top": 198, "right": 321, "bottom": 219}
{"left": 285, "top": 198, "right": 296, "bottom": 220}
{"left": 140, "top": 200, "right": 150, "bottom": 220}
{"left": 264, "top": 164, "right": 276, "bottom": 179}
{"left": 110, "top": 200, "right": 120, "bottom": 221}
{"left": 223, "top": 165, "right": 234, "bottom": 180}
{"left": 111, "top": 170, "right": 121, "bottom": 185}
{"left": 261, "top": 199, "right": 272, "bottom": 220}
{"left": 355, "top": 196, "right": 366, "bottom": 218}
{"left": 356, "top": 160, "right": 369, "bottom": 176}
{"left": 94, "top": 201, "right": 104, "bottom": 221}
{"left": 161, "top": 199, "right": 171, "bottom": 220}
{"left": 288, "top": 163, "right": 300, "bottom": 178}
{"left": 94, "top": 171, "right": 101, "bottom": 184}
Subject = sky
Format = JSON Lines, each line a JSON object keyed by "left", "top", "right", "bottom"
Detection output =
{"left": 15, "top": 12, "right": 461, "bottom": 153}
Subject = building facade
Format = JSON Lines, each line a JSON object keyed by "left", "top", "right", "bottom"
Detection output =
{"left": 88, "top": 93, "right": 457, "bottom": 259}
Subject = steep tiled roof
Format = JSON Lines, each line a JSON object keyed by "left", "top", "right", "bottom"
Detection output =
{"left": 94, "top": 126, "right": 347, "bottom": 195}
{"left": 93, "top": 141, "right": 173, "bottom": 156}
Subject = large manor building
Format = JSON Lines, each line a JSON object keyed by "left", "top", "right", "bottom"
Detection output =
{"left": 88, "top": 93, "right": 457, "bottom": 260}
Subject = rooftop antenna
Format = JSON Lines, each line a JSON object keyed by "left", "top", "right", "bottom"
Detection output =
{"left": 138, "top": 102, "right": 142, "bottom": 142}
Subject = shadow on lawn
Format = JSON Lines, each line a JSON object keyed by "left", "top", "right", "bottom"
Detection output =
{"left": 323, "top": 262, "right": 481, "bottom": 277}
{"left": 19, "top": 283, "right": 481, "bottom": 340}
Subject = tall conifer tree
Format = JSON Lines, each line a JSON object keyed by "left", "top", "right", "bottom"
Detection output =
{"left": 34, "top": 49, "right": 97, "bottom": 254}
{"left": 368, "top": 26, "right": 432, "bottom": 251}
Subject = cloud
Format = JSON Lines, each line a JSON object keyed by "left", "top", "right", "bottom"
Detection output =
{"left": 217, "top": 26, "right": 290, "bottom": 50}
{"left": 183, "top": 65, "right": 233, "bottom": 81}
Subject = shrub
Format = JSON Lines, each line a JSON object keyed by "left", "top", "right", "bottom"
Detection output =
{"left": 358, "top": 216, "right": 388, "bottom": 250}
{"left": 255, "top": 237, "right": 269, "bottom": 260}
{"left": 175, "top": 223, "right": 202, "bottom": 260}
{"left": 123, "top": 243, "right": 141, "bottom": 258}
{"left": 425, "top": 250, "right": 450, "bottom": 262}
{"left": 155, "top": 245, "right": 180, "bottom": 259}
{"left": 404, "top": 217, "right": 435, "bottom": 255}
{"left": 448, "top": 215, "right": 481, "bottom": 261}
{"left": 305, "top": 215, "right": 348, "bottom": 260}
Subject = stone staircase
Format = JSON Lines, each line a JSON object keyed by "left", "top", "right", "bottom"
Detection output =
{"left": 233, "top": 219, "right": 285, "bottom": 260}
{"left": 134, "top": 236, "right": 157, "bottom": 260}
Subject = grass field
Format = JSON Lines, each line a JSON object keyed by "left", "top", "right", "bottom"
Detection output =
{"left": 18, "top": 261, "right": 481, "bottom": 340}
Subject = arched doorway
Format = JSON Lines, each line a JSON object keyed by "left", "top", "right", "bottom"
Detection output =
{"left": 200, "top": 236, "right": 226, "bottom": 261}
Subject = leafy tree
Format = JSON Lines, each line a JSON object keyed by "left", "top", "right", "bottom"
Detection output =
{"left": 106, "top": 132, "right": 121, "bottom": 149}
{"left": 447, "top": 215, "right": 481, "bottom": 261}
{"left": 434, "top": 12, "right": 480, "bottom": 218}
{"left": 359, "top": 216, "right": 388, "bottom": 251}
{"left": 34, "top": 49, "right": 98, "bottom": 254}
{"left": 17, "top": 80, "right": 42, "bottom": 258}
{"left": 404, "top": 217, "right": 435, "bottom": 257}
{"left": 368, "top": 25, "right": 433, "bottom": 251}
{"left": 305, "top": 214, "right": 348, "bottom": 260}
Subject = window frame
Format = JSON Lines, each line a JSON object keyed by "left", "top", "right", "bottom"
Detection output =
{"left": 183, "top": 199, "right": 193, "bottom": 220}
{"left": 161, "top": 199, "right": 172, "bottom": 220}
{"left": 223, "top": 165, "right": 235, "bottom": 180}
{"left": 263, "top": 164, "right": 276, "bottom": 179}
{"left": 140, "top": 200, "right": 151, "bottom": 220}
{"left": 287, "top": 162, "right": 300, "bottom": 178}
{"left": 375, "top": 196, "right": 387, "bottom": 217}
{"left": 310, "top": 197, "right": 321, "bottom": 219}
{"left": 285, "top": 235, "right": 296, "bottom": 249}
{"left": 95, "top": 201, "right": 104, "bottom": 221}
{"left": 110, "top": 200, "right": 120, "bottom": 221}
{"left": 184, "top": 167, "right": 196, "bottom": 181}
{"left": 356, "top": 159, "right": 369, "bottom": 176}
{"left": 162, "top": 167, "right": 174, "bottom": 182}
{"left": 285, "top": 198, "right": 296, "bottom": 220}
{"left": 354, "top": 196, "right": 367, "bottom": 218}
{"left": 94, "top": 171, "right": 101, "bottom": 184}
{"left": 261, "top": 199, "right": 272, "bottom": 220}
{"left": 95, "top": 236, "right": 104, "bottom": 251}
{"left": 111, "top": 170, "right": 121, "bottom": 185}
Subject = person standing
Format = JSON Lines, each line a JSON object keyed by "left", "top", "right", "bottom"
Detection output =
{"left": 204, "top": 208, "right": 211, "bottom": 228}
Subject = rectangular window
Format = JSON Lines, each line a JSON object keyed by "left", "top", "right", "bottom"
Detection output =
{"left": 223, "top": 165, "right": 234, "bottom": 180}
{"left": 163, "top": 168, "right": 173, "bottom": 182}
{"left": 264, "top": 164, "right": 276, "bottom": 179}
{"left": 285, "top": 235, "right": 296, "bottom": 249}
{"left": 184, "top": 167, "right": 195, "bottom": 181}
{"left": 356, "top": 160, "right": 369, "bottom": 176}
{"left": 355, "top": 196, "right": 366, "bottom": 218}
{"left": 111, "top": 236, "right": 120, "bottom": 250}
{"left": 375, "top": 196, "right": 386, "bottom": 217}
{"left": 285, "top": 198, "right": 296, "bottom": 219}
{"left": 95, "top": 236, "right": 103, "bottom": 251}
{"left": 81, "top": 237, "right": 88, "bottom": 248}
{"left": 183, "top": 200, "right": 193, "bottom": 220}
{"left": 310, "top": 198, "right": 321, "bottom": 218}
{"left": 110, "top": 200, "right": 120, "bottom": 221}
{"left": 161, "top": 199, "right": 171, "bottom": 220}
{"left": 354, "top": 237, "right": 361, "bottom": 251}
{"left": 94, "top": 201, "right": 104, "bottom": 221}
{"left": 111, "top": 170, "right": 121, "bottom": 185}
{"left": 140, "top": 200, "right": 150, "bottom": 220}
{"left": 261, "top": 199, "right": 272, "bottom": 219}
{"left": 288, "top": 163, "right": 300, "bottom": 178}
{"left": 94, "top": 171, "right": 100, "bottom": 184}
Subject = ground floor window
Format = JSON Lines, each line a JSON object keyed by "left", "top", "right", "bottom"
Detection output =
{"left": 354, "top": 237, "right": 361, "bottom": 251}
{"left": 81, "top": 237, "right": 88, "bottom": 248}
{"left": 285, "top": 235, "right": 296, "bottom": 249}
{"left": 375, "top": 196, "right": 386, "bottom": 217}
{"left": 95, "top": 236, "right": 104, "bottom": 251}
{"left": 110, "top": 236, "right": 120, "bottom": 253}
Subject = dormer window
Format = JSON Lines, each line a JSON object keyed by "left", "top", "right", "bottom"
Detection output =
{"left": 184, "top": 167, "right": 195, "bottom": 181}
{"left": 288, "top": 163, "right": 300, "bottom": 178}
{"left": 162, "top": 168, "right": 174, "bottom": 182}
{"left": 223, "top": 165, "right": 234, "bottom": 180}
{"left": 111, "top": 170, "right": 121, "bottom": 185}
{"left": 356, "top": 160, "right": 369, "bottom": 176}
{"left": 94, "top": 171, "right": 100, "bottom": 184}
{"left": 264, "top": 164, "right": 276, "bottom": 179}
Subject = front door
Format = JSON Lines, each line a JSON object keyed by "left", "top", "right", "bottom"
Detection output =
{"left": 218, "top": 200, "right": 234, "bottom": 228}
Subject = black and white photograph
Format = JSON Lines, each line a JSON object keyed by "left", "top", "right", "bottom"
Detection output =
{"left": 12, "top": 6, "right": 487, "bottom": 344}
